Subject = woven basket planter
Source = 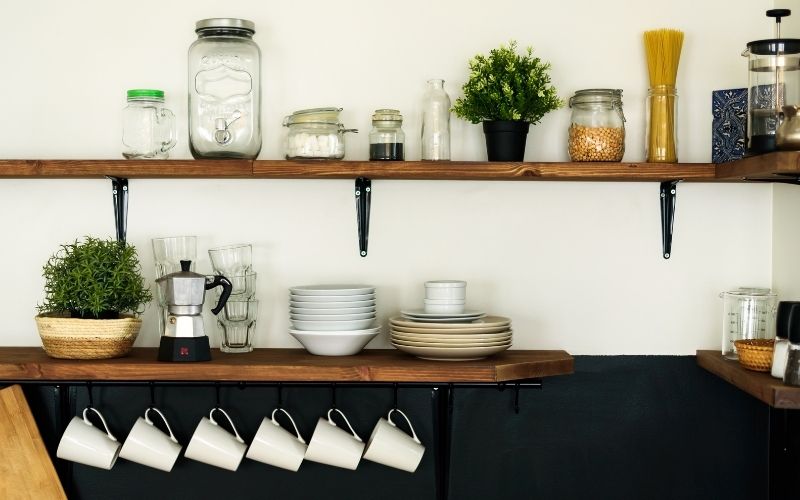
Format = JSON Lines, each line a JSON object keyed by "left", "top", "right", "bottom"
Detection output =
{"left": 35, "top": 314, "right": 142, "bottom": 359}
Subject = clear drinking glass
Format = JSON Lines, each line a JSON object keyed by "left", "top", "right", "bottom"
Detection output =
{"left": 720, "top": 287, "right": 778, "bottom": 359}
{"left": 208, "top": 244, "right": 252, "bottom": 277}
{"left": 421, "top": 79, "right": 451, "bottom": 160}
{"left": 152, "top": 236, "right": 197, "bottom": 335}
{"left": 215, "top": 272, "right": 257, "bottom": 300}
{"left": 217, "top": 299, "right": 258, "bottom": 353}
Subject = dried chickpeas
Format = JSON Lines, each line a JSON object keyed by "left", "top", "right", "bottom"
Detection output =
{"left": 568, "top": 124, "right": 625, "bottom": 161}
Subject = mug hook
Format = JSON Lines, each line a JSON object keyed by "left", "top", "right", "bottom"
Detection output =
{"left": 331, "top": 382, "right": 337, "bottom": 409}
{"left": 277, "top": 382, "right": 283, "bottom": 408}
{"left": 393, "top": 382, "right": 399, "bottom": 410}
{"left": 215, "top": 382, "right": 221, "bottom": 409}
{"left": 87, "top": 381, "right": 94, "bottom": 409}
{"left": 149, "top": 381, "right": 156, "bottom": 409}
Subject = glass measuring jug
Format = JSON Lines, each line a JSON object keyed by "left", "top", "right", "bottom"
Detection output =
{"left": 720, "top": 287, "right": 777, "bottom": 359}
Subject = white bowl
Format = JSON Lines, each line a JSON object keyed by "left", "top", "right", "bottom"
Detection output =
{"left": 425, "top": 281, "right": 466, "bottom": 300}
{"left": 289, "top": 329, "right": 379, "bottom": 356}
{"left": 290, "top": 318, "right": 376, "bottom": 331}
{"left": 423, "top": 303, "right": 465, "bottom": 314}
{"left": 289, "top": 300, "right": 375, "bottom": 309}
{"left": 423, "top": 298, "right": 466, "bottom": 305}
{"left": 289, "top": 306, "right": 376, "bottom": 315}
{"left": 290, "top": 312, "right": 376, "bottom": 321}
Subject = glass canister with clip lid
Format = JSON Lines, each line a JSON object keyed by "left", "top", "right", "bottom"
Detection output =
{"left": 283, "top": 108, "right": 357, "bottom": 160}
{"left": 188, "top": 18, "right": 261, "bottom": 159}
{"left": 719, "top": 287, "right": 778, "bottom": 359}
{"left": 369, "top": 109, "right": 405, "bottom": 161}
{"left": 567, "top": 89, "right": 625, "bottom": 161}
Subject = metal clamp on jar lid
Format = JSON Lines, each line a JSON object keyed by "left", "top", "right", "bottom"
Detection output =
{"left": 568, "top": 89, "right": 623, "bottom": 108}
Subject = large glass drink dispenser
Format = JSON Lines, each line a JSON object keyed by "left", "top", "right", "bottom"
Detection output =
{"left": 188, "top": 18, "right": 261, "bottom": 159}
{"left": 743, "top": 9, "right": 800, "bottom": 155}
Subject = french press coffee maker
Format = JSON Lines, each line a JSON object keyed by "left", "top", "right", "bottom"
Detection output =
{"left": 743, "top": 9, "right": 800, "bottom": 154}
{"left": 156, "top": 260, "right": 232, "bottom": 362}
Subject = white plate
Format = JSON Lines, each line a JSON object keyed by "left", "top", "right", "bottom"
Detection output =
{"left": 290, "top": 300, "right": 375, "bottom": 309}
{"left": 390, "top": 324, "right": 510, "bottom": 335}
{"left": 391, "top": 342, "right": 511, "bottom": 361}
{"left": 290, "top": 318, "right": 376, "bottom": 332}
{"left": 290, "top": 306, "right": 376, "bottom": 315}
{"left": 391, "top": 338, "right": 511, "bottom": 348}
{"left": 290, "top": 293, "right": 375, "bottom": 303}
{"left": 291, "top": 312, "right": 375, "bottom": 321}
{"left": 290, "top": 285, "right": 375, "bottom": 296}
{"left": 390, "top": 315, "right": 511, "bottom": 329}
{"left": 289, "top": 326, "right": 380, "bottom": 336}
{"left": 400, "top": 308, "right": 485, "bottom": 319}
{"left": 390, "top": 331, "right": 512, "bottom": 343}
{"left": 400, "top": 314, "right": 485, "bottom": 323}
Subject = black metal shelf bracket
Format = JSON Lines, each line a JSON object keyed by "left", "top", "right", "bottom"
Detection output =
{"left": 107, "top": 176, "right": 129, "bottom": 244}
{"left": 660, "top": 180, "right": 679, "bottom": 259}
{"left": 355, "top": 177, "right": 371, "bottom": 257}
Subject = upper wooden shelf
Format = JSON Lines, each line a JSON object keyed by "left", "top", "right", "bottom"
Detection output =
{"left": 696, "top": 350, "right": 800, "bottom": 409}
{"left": 0, "top": 347, "right": 573, "bottom": 383}
{"left": 0, "top": 152, "right": 796, "bottom": 182}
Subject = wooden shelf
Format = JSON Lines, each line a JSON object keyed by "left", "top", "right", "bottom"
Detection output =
{"left": 696, "top": 350, "right": 800, "bottom": 409}
{"left": 0, "top": 347, "right": 573, "bottom": 383}
{"left": 715, "top": 151, "right": 800, "bottom": 182}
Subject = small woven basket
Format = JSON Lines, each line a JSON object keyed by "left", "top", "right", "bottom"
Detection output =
{"left": 734, "top": 339, "right": 775, "bottom": 372}
{"left": 35, "top": 314, "right": 141, "bottom": 359}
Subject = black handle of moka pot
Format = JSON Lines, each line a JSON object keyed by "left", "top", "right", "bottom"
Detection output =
{"left": 206, "top": 276, "right": 233, "bottom": 315}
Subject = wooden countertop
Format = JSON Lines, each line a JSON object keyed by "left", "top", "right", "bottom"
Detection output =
{"left": 0, "top": 348, "right": 573, "bottom": 383}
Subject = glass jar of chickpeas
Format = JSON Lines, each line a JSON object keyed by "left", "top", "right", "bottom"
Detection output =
{"left": 568, "top": 89, "right": 625, "bottom": 162}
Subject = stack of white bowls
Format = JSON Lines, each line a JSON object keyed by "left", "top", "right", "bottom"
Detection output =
{"left": 289, "top": 285, "right": 379, "bottom": 356}
{"left": 424, "top": 280, "right": 467, "bottom": 314}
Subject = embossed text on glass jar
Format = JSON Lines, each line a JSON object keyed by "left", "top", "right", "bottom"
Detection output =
{"left": 188, "top": 18, "right": 261, "bottom": 159}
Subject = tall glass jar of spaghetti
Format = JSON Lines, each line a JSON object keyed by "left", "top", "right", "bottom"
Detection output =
{"left": 567, "top": 89, "right": 625, "bottom": 162}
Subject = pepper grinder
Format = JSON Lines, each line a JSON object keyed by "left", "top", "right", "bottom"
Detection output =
{"left": 772, "top": 302, "right": 799, "bottom": 378}
{"left": 783, "top": 304, "right": 800, "bottom": 386}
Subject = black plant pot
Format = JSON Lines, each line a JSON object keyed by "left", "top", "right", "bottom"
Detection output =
{"left": 482, "top": 120, "right": 530, "bottom": 161}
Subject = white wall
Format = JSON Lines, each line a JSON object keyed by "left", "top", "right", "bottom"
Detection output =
{"left": 0, "top": 0, "right": 785, "bottom": 354}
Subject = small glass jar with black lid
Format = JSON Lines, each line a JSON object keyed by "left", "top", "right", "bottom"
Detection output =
{"left": 369, "top": 109, "right": 405, "bottom": 160}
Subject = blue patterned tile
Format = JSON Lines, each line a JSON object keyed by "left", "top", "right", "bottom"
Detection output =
{"left": 712, "top": 88, "right": 747, "bottom": 163}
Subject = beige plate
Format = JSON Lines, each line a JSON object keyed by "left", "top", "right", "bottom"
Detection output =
{"left": 390, "top": 331, "right": 512, "bottom": 343}
{"left": 389, "top": 315, "right": 511, "bottom": 329}
{"left": 390, "top": 323, "right": 511, "bottom": 335}
{"left": 391, "top": 342, "right": 511, "bottom": 361}
{"left": 391, "top": 337, "right": 512, "bottom": 348}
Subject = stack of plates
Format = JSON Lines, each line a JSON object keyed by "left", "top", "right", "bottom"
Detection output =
{"left": 289, "top": 285, "right": 379, "bottom": 356}
{"left": 389, "top": 315, "right": 512, "bottom": 361}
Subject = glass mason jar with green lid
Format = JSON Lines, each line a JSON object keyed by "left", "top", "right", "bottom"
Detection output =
{"left": 122, "top": 89, "right": 176, "bottom": 159}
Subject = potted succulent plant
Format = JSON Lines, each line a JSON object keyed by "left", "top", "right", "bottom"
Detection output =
{"left": 35, "top": 236, "right": 152, "bottom": 359}
{"left": 452, "top": 40, "right": 563, "bottom": 161}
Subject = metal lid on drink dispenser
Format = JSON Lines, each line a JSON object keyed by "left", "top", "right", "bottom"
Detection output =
{"left": 195, "top": 18, "right": 255, "bottom": 33}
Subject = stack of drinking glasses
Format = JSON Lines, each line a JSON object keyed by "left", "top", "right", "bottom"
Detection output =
{"left": 152, "top": 236, "right": 197, "bottom": 335}
{"left": 208, "top": 244, "right": 258, "bottom": 353}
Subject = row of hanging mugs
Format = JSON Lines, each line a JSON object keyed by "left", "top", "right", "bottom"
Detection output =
{"left": 56, "top": 400, "right": 424, "bottom": 473}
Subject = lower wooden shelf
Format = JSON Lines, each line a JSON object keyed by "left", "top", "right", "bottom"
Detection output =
{"left": 0, "top": 348, "right": 573, "bottom": 383}
{"left": 696, "top": 350, "right": 800, "bottom": 409}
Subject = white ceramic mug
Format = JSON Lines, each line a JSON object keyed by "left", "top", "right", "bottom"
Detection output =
{"left": 363, "top": 408, "right": 425, "bottom": 473}
{"left": 119, "top": 407, "right": 182, "bottom": 472}
{"left": 304, "top": 408, "right": 364, "bottom": 470}
{"left": 246, "top": 408, "right": 307, "bottom": 471}
{"left": 56, "top": 407, "right": 121, "bottom": 470}
{"left": 184, "top": 408, "right": 247, "bottom": 471}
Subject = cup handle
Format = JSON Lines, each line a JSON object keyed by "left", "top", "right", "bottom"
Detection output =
{"left": 83, "top": 407, "right": 117, "bottom": 442}
{"left": 210, "top": 407, "right": 245, "bottom": 444}
{"left": 159, "top": 108, "right": 177, "bottom": 153}
{"left": 388, "top": 408, "right": 421, "bottom": 444}
{"left": 145, "top": 407, "right": 180, "bottom": 444}
{"left": 271, "top": 408, "right": 306, "bottom": 444}
{"left": 327, "top": 408, "right": 362, "bottom": 442}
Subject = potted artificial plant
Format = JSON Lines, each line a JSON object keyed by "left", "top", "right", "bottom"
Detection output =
{"left": 35, "top": 236, "right": 152, "bottom": 359}
{"left": 452, "top": 40, "right": 562, "bottom": 161}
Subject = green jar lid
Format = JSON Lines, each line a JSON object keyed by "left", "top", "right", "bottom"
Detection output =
{"left": 127, "top": 89, "right": 165, "bottom": 101}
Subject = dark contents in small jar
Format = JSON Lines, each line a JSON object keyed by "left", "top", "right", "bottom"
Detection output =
{"left": 370, "top": 143, "right": 404, "bottom": 161}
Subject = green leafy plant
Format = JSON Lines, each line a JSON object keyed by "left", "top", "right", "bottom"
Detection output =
{"left": 452, "top": 40, "right": 563, "bottom": 124}
{"left": 38, "top": 237, "right": 152, "bottom": 319}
